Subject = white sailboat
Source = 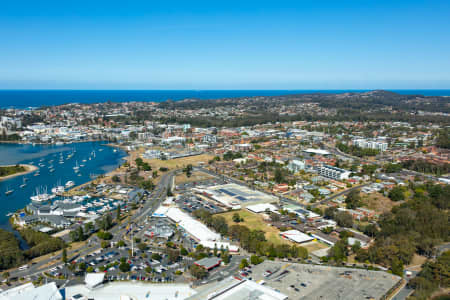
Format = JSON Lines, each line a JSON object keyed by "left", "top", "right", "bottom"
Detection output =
{"left": 65, "top": 181, "right": 75, "bottom": 188}
{"left": 5, "top": 186, "right": 14, "bottom": 195}
{"left": 20, "top": 178, "right": 27, "bottom": 188}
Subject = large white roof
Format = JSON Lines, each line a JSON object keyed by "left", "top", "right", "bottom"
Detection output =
{"left": 304, "top": 148, "right": 330, "bottom": 155}
{"left": 246, "top": 203, "right": 278, "bottom": 213}
{"left": 280, "top": 230, "right": 314, "bottom": 244}
{"left": 85, "top": 273, "right": 105, "bottom": 288}
{"left": 166, "top": 207, "right": 221, "bottom": 242}
{"left": 0, "top": 282, "right": 62, "bottom": 300}
{"left": 66, "top": 282, "right": 195, "bottom": 300}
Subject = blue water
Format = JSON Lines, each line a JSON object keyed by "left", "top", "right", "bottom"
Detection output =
{"left": 0, "top": 141, "right": 126, "bottom": 229}
{"left": 0, "top": 90, "right": 449, "bottom": 108}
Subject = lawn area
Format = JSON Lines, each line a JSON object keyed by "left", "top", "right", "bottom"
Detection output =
{"left": 301, "top": 241, "right": 329, "bottom": 252}
{"left": 143, "top": 154, "right": 214, "bottom": 171}
{"left": 175, "top": 171, "right": 215, "bottom": 184}
{"left": 218, "top": 210, "right": 293, "bottom": 246}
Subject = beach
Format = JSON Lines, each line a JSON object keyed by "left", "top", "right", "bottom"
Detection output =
{"left": 0, "top": 164, "right": 38, "bottom": 181}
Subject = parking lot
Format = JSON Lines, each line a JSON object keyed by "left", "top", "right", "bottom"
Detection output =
{"left": 250, "top": 260, "right": 402, "bottom": 300}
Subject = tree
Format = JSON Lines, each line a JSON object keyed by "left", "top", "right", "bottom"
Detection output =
{"left": 151, "top": 253, "right": 162, "bottom": 261}
{"left": 232, "top": 213, "right": 243, "bottom": 223}
{"left": 86, "top": 266, "right": 94, "bottom": 273}
{"left": 180, "top": 247, "right": 188, "bottom": 256}
{"left": 135, "top": 157, "right": 143, "bottom": 167}
{"left": 119, "top": 262, "right": 131, "bottom": 272}
{"left": 211, "top": 216, "right": 228, "bottom": 235}
{"left": 112, "top": 175, "right": 121, "bottom": 183}
{"left": 184, "top": 164, "right": 193, "bottom": 177}
{"left": 436, "top": 129, "right": 450, "bottom": 149}
{"left": 274, "top": 168, "right": 284, "bottom": 184}
{"left": 62, "top": 248, "right": 68, "bottom": 264}
{"left": 384, "top": 163, "right": 402, "bottom": 173}
{"left": 351, "top": 241, "right": 361, "bottom": 253}
{"left": 328, "top": 239, "right": 348, "bottom": 263}
{"left": 335, "top": 211, "right": 353, "bottom": 228}
{"left": 390, "top": 258, "right": 404, "bottom": 276}
{"left": 116, "top": 204, "right": 121, "bottom": 220}
{"left": 140, "top": 179, "right": 155, "bottom": 190}
{"left": 222, "top": 250, "right": 230, "bottom": 264}
{"left": 345, "top": 189, "right": 362, "bottom": 209}
{"left": 84, "top": 222, "right": 94, "bottom": 234}
{"left": 250, "top": 255, "right": 263, "bottom": 265}
{"left": 97, "top": 231, "right": 113, "bottom": 240}
{"left": 388, "top": 186, "right": 405, "bottom": 202}
{"left": 78, "top": 262, "right": 86, "bottom": 271}
{"left": 324, "top": 206, "right": 337, "bottom": 219}
{"left": 117, "top": 240, "right": 125, "bottom": 248}
{"left": 101, "top": 241, "right": 109, "bottom": 248}
{"left": 190, "top": 264, "right": 207, "bottom": 279}
{"left": 96, "top": 214, "right": 113, "bottom": 231}
{"left": 70, "top": 226, "right": 85, "bottom": 242}
{"left": 239, "top": 258, "right": 249, "bottom": 269}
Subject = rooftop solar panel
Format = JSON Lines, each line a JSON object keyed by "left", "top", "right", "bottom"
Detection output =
{"left": 219, "top": 189, "right": 236, "bottom": 196}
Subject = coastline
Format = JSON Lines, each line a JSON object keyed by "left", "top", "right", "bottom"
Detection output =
{"left": 0, "top": 138, "right": 110, "bottom": 146}
{"left": 0, "top": 164, "right": 38, "bottom": 181}
{"left": 1, "top": 141, "right": 128, "bottom": 233}
{"left": 64, "top": 143, "right": 129, "bottom": 194}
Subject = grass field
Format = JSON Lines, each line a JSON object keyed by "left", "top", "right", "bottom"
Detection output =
{"left": 143, "top": 154, "right": 214, "bottom": 171}
{"left": 219, "top": 210, "right": 293, "bottom": 246}
{"left": 219, "top": 210, "right": 327, "bottom": 252}
{"left": 175, "top": 171, "right": 215, "bottom": 184}
{"left": 301, "top": 241, "right": 329, "bottom": 252}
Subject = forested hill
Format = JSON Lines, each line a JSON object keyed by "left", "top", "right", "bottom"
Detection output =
{"left": 158, "top": 90, "right": 450, "bottom": 114}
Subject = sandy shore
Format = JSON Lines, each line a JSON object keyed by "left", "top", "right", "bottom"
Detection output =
{"left": 0, "top": 164, "right": 38, "bottom": 181}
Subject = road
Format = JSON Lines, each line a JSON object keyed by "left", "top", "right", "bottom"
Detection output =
{"left": 8, "top": 171, "right": 175, "bottom": 282}
{"left": 311, "top": 182, "right": 371, "bottom": 208}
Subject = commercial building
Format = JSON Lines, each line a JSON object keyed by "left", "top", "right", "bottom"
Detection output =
{"left": 317, "top": 165, "right": 351, "bottom": 180}
{"left": 154, "top": 206, "right": 239, "bottom": 252}
{"left": 352, "top": 138, "right": 388, "bottom": 151}
{"left": 280, "top": 230, "right": 314, "bottom": 244}
{"left": 287, "top": 159, "right": 305, "bottom": 173}
{"left": 250, "top": 261, "right": 401, "bottom": 300}
{"left": 246, "top": 203, "right": 278, "bottom": 214}
{"left": 0, "top": 282, "right": 62, "bottom": 300}
{"left": 194, "top": 257, "right": 222, "bottom": 271}
{"left": 85, "top": 273, "right": 105, "bottom": 289}
{"left": 195, "top": 183, "right": 278, "bottom": 209}
{"left": 65, "top": 282, "right": 196, "bottom": 300}
{"left": 187, "top": 276, "right": 287, "bottom": 300}
{"left": 303, "top": 148, "right": 330, "bottom": 155}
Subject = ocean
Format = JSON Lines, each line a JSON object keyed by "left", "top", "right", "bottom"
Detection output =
{"left": 0, "top": 142, "right": 126, "bottom": 231}
{"left": 0, "top": 90, "right": 449, "bottom": 108}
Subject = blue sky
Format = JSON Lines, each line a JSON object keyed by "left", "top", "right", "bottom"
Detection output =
{"left": 0, "top": 0, "right": 449, "bottom": 89}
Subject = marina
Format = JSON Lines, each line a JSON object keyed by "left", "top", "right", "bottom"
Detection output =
{"left": 0, "top": 141, "right": 126, "bottom": 230}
